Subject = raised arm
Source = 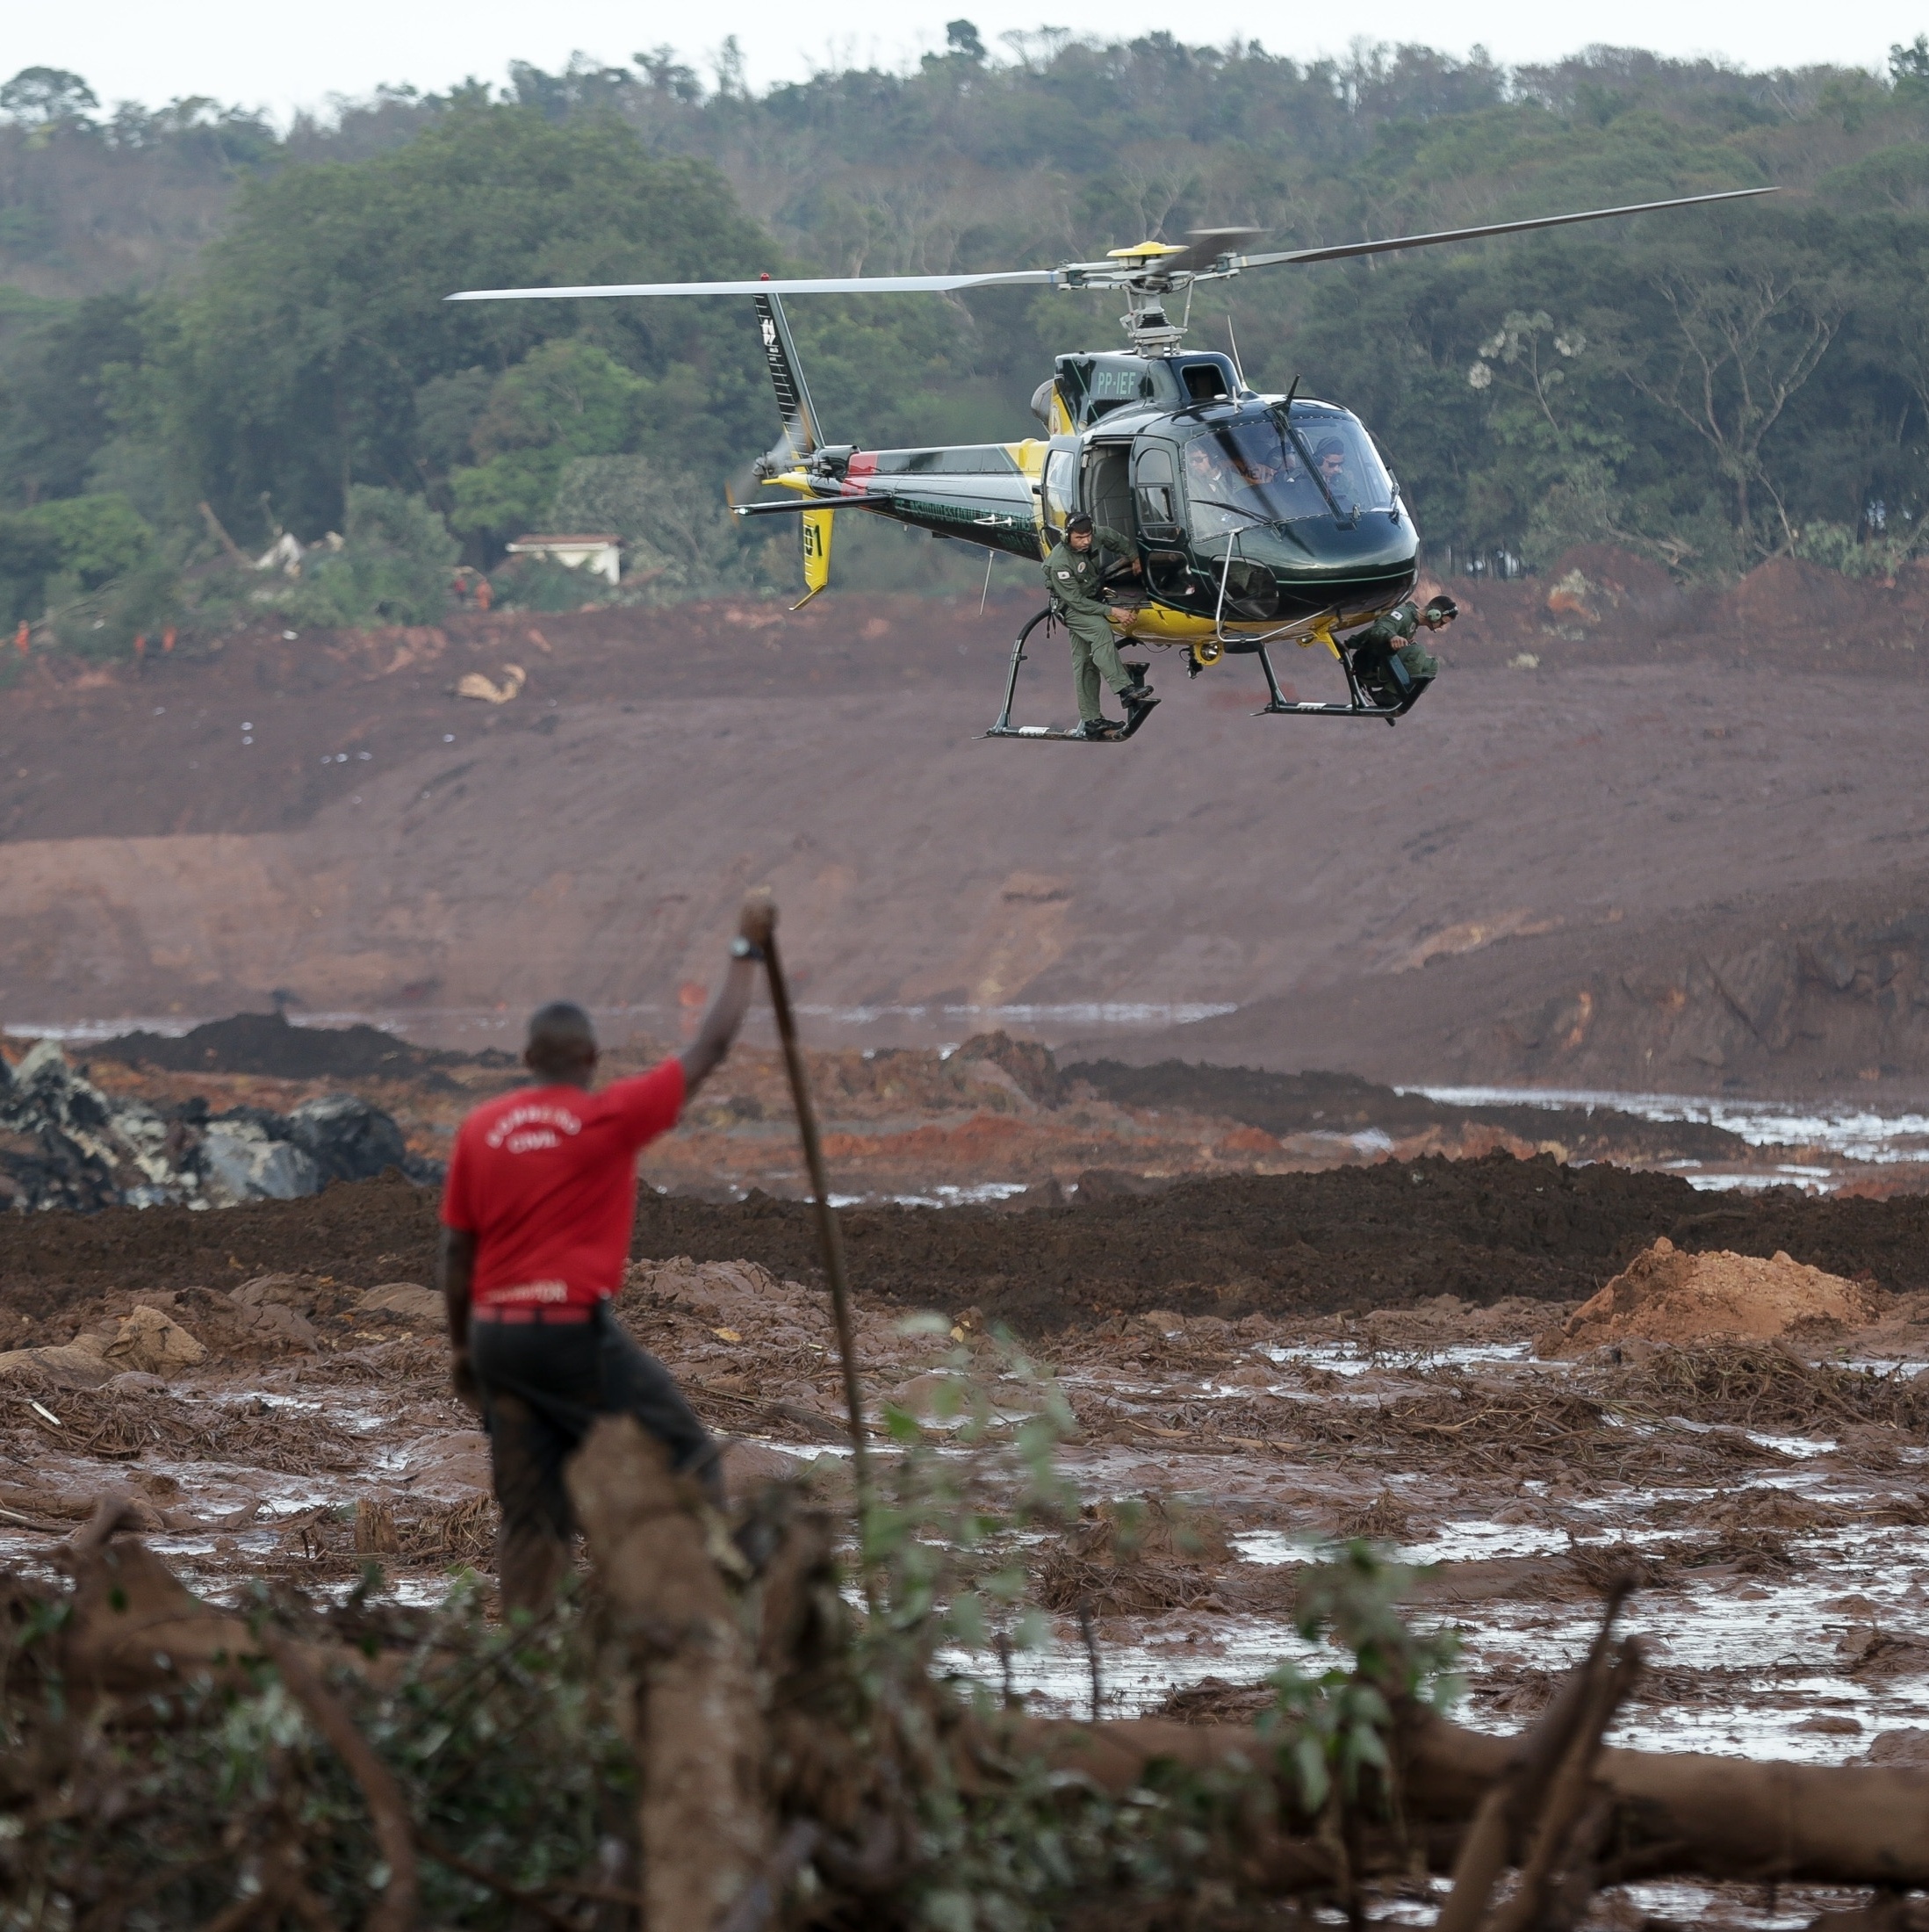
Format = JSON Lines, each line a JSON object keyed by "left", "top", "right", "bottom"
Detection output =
{"left": 680, "top": 891, "right": 776, "bottom": 1096}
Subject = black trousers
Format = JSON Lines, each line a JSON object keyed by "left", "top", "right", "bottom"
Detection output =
{"left": 471, "top": 1306, "right": 717, "bottom": 1615}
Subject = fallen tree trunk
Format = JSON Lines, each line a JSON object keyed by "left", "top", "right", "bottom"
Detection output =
{"left": 994, "top": 1705, "right": 1929, "bottom": 1889}
{"left": 567, "top": 1416, "right": 774, "bottom": 1932}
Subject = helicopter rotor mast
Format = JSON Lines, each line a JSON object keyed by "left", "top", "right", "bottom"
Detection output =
{"left": 447, "top": 184, "right": 1776, "bottom": 356}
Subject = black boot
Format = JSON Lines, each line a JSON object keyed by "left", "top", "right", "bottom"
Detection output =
{"left": 1073, "top": 717, "right": 1119, "bottom": 740}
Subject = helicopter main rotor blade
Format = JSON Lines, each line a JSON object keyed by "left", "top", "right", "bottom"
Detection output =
{"left": 1233, "top": 185, "right": 1776, "bottom": 271}
{"left": 1158, "top": 227, "right": 1269, "bottom": 276}
{"left": 447, "top": 270, "right": 1057, "bottom": 302}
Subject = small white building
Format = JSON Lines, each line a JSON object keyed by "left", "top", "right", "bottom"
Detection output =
{"left": 504, "top": 533, "right": 623, "bottom": 585}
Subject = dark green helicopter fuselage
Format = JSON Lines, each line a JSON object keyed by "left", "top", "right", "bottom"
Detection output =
{"left": 781, "top": 350, "right": 1419, "bottom": 651}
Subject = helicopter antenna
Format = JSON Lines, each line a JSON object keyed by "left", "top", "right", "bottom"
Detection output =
{"left": 1225, "top": 316, "right": 1248, "bottom": 391}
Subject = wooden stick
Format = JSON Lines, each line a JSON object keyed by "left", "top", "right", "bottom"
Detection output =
{"left": 759, "top": 918, "right": 878, "bottom": 1604}
{"left": 1434, "top": 1576, "right": 1635, "bottom": 1932}
{"left": 1486, "top": 1636, "right": 1644, "bottom": 1932}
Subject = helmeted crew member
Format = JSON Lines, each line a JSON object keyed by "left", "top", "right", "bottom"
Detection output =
{"left": 437, "top": 897, "right": 771, "bottom": 1617}
{"left": 1041, "top": 512, "right": 1150, "bottom": 740}
{"left": 1350, "top": 593, "right": 1458, "bottom": 696}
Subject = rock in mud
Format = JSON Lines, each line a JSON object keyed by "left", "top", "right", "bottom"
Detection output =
{"left": 1542, "top": 1236, "right": 1882, "bottom": 1354}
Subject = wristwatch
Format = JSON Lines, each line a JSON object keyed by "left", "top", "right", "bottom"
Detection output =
{"left": 731, "top": 936, "right": 765, "bottom": 962}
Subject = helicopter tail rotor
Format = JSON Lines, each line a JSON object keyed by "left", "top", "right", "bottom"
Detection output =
{"left": 735, "top": 291, "right": 841, "bottom": 607}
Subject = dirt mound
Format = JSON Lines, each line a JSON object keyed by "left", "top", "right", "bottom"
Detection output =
{"left": 90, "top": 1011, "right": 470, "bottom": 1080}
{"left": 1546, "top": 1236, "right": 1884, "bottom": 1354}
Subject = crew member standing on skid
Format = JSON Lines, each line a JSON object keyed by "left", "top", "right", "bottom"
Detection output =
{"left": 1042, "top": 512, "right": 1152, "bottom": 740}
{"left": 438, "top": 894, "right": 773, "bottom": 1618}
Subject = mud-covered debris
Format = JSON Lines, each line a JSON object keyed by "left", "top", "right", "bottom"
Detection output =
{"left": 288, "top": 1092, "right": 410, "bottom": 1184}
{"left": 953, "top": 1031, "right": 1063, "bottom": 1107}
{"left": 358, "top": 1281, "right": 442, "bottom": 1322}
{"left": 630, "top": 1255, "right": 796, "bottom": 1328}
{"left": 0, "top": 1302, "right": 206, "bottom": 1388}
{"left": 230, "top": 1276, "right": 323, "bottom": 1348}
{"left": 1864, "top": 1728, "right": 1929, "bottom": 1765}
{"left": 0, "top": 1042, "right": 423, "bottom": 1213}
{"left": 1544, "top": 1236, "right": 1882, "bottom": 1354}
{"left": 102, "top": 1304, "right": 206, "bottom": 1375}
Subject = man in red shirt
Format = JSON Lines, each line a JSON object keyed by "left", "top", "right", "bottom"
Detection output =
{"left": 438, "top": 896, "right": 771, "bottom": 1615}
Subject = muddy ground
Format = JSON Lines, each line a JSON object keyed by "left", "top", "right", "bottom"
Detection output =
{"left": 10, "top": 553, "right": 1929, "bottom": 1099}
{"left": 11, "top": 1151, "right": 1929, "bottom": 1340}
{"left": 6, "top": 1215, "right": 1929, "bottom": 1898}
{"left": 8, "top": 1152, "right": 1929, "bottom": 1928}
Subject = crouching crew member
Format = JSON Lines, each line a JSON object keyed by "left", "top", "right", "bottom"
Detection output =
{"left": 1349, "top": 592, "right": 1458, "bottom": 701}
{"left": 438, "top": 897, "right": 772, "bottom": 1616}
{"left": 1043, "top": 512, "right": 1153, "bottom": 740}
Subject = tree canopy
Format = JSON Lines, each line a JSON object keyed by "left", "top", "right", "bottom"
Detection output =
{"left": 1, "top": 32, "right": 1928, "bottom": 638}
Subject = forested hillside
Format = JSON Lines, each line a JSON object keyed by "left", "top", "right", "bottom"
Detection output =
{"left": 2, "top": 31, "right": 1927, "bottom": 648}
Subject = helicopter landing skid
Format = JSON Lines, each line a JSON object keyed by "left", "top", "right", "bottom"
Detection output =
{"left": 984, "top": 607, "right": 1158, "bottom": 744}
{"left": 1250, "top": 643, "right": 1419, "bottom": 726}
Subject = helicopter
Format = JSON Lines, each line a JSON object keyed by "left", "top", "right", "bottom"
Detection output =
{"left": 450, "top": 184, "right": 1772, "bottom": 742}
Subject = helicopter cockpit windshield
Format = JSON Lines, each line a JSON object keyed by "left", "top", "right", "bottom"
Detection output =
{"left": 1183, "top": 407, "right": 1395, "bottom": 550}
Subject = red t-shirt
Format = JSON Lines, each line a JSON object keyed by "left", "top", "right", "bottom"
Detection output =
{"left": 440, "top": 1059, "right": 685, "bottom": 1308}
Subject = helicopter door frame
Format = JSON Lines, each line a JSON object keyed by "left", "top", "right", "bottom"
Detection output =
{"left": 1079, "top": 440, "right": 1136, "bottom": 544}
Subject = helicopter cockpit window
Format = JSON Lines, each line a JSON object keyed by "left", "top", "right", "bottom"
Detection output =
{"left": 1133, "top": 446, "right": 1180, "bottom": 536}
{"left": 1181, "top": 407, "right": 1393, "bottom": 547}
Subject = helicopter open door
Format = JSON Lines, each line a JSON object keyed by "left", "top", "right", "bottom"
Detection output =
{"left": 1081, "top": 442, "right": 1134, "bottom": 537}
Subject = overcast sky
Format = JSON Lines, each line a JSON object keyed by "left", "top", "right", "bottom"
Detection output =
{"left": 11, "top": 0, "right": 1917, "bottom": 121}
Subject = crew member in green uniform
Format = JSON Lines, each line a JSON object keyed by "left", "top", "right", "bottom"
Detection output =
{"left": 1350, "top": 593, "right": 1458, "bottom": 703}
{"left": 1042, "top": 513, "right": 1152, "bottom": 740}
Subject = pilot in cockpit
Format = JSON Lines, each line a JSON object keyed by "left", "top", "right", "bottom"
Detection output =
{"left": 1313, "top": 436, "right": 1350, "bottom": 498}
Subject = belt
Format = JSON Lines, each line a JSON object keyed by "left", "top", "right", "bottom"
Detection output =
{"left": 471, "top": 1302, "right": 597, "bottom": 1325}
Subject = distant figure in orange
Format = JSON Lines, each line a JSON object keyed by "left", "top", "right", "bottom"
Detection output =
{"left": 13, "top": 622, "right": 26, "bottom": 655}
{"left": 474, "top": 575, "right": 494, "bottom": 613}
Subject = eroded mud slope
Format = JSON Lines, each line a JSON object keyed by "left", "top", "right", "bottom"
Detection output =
{"left": 6, "top": 565, "right": 1929, "bottom": 1098}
